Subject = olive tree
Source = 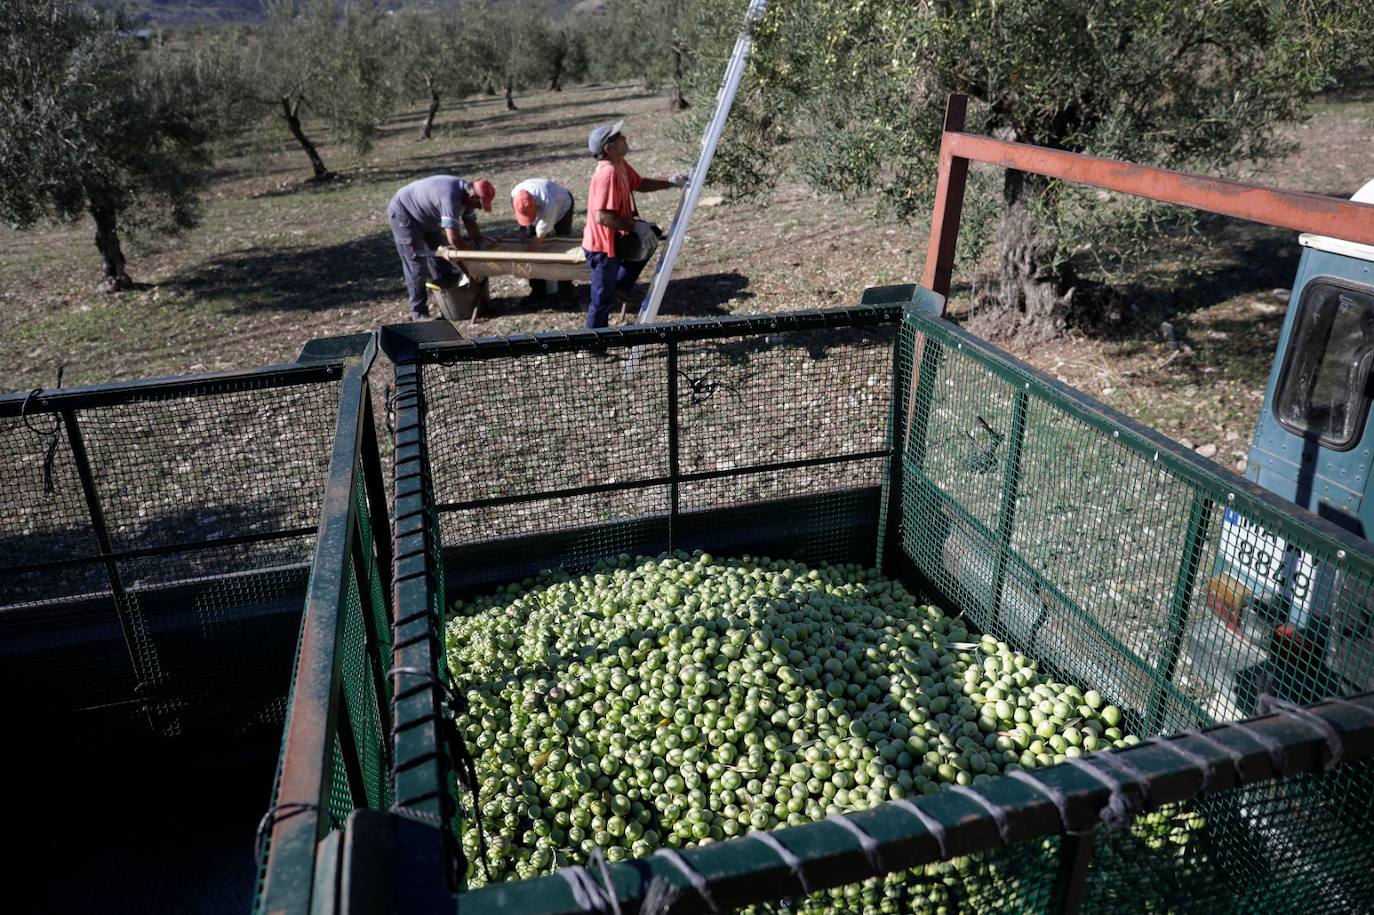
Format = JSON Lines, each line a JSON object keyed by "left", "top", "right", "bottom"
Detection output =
{"left": 466, "top": 1, "right": 553, "bottom": 112}
{"left": 388, "top": 8, "right": 483, "bottom": 140}
{"left": 241, "top": 0, "right": 396, "bottom": 180}
{"left": 604, "top": 0, "right": 704, "bottom": 110}
{"left": 693, "top": 0, "right": 1372, "bottom": 342}
{"left": 0, "top": 0, "right": 226, "bottom": 290}
{"left": 536, "top": 21, "right": 590, "bottom": 92}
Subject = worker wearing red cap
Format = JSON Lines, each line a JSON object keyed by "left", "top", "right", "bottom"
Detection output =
{"left": 387, "top": 175, "right": 495, "bottom": 320}
{"left": 511, "top": 177, "right": 576, "bottom": 305}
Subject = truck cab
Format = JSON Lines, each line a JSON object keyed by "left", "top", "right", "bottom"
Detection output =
{"left": 1189, "top": 179, "right": 1374, "bottom": 719}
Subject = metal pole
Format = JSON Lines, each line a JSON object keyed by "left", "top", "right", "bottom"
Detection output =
{"left": 61, "top": 408, "right": 164, "bottom": 733}
{"left": 666, "top": 340, "right": 680, "bottom": 550}
{"left": 988, "top": 389, "right": 1030, "bottom": 630}
{"left": 921, "top": 95, "right": 971, "bottom": 305}
{"left": 636, "top": 0, "right": 769, "bottom": 326}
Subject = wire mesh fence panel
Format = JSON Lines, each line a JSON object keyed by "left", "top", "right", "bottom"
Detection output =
{"left": 1175, "top": 502, "right": 1374, "bottom": 726}
{"left": 674, "top": 328, "right": 893, "bottom": 481}
{"left": 337, "top": 519, "right": 391, "bottom": 813}
{"left": 438, "top": 487, "right": 672, "bottom": 551}
{"left": 419, "top": 313, "right": 900, "bottom": 597}
{"left": 0, "top": 374, "right": 342, "bottom": 736}
{"left": 894, "top": 300, "right": 1374, "bottom": 911}
{"left": 77, "top": 384, "right": 338, "bottom": 557}
{"left": 111, "top": 548, "right": 312, "bottom": 734}
{"left": 1078, "top": 761, "right": 1374, "bottom": 915}
{"left": 734, "top": 840, "right": 1062, "bottom": 915}
{"left": 424, "top": 350, "right": 671, "bottom": 512}
{"left": 0, "top": 415, "right": 104, "bottom": 595}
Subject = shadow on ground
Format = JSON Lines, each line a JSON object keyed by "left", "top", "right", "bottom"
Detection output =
{"left": 169, "top": 232, "right": 399, "bottom": 313}
{"left": 1118, "top": 215, "right": 1302, "bottom": 322}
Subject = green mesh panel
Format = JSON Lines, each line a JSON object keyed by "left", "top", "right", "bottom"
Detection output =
{"left": 1186, "top": 760, "right": 1374, "bottom": 913}
{"left": 893, "top": 304, "right": 1374, "bottom": 910}
{"left": 740, "top": 841, "right": 1062, "bottom": 915}
{"left": 327, "top": 728, "right": 354, "bottom": 830}
{"left": 339, "top": 507, "right": 390, "bottom": 811}
{"left": 355, "top": 464, "right": 393, "bottom": 675}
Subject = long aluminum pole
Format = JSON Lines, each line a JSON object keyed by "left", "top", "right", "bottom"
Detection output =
{"left": 636, "top": 0, "right": 768, "bottom": 325}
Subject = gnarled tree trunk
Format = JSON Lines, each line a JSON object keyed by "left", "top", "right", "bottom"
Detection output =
{"left": 89, "top": 199, "right": 132, "bottom": 292}
{"left": 504, "top": 78, "right": 517, "bottom": 111}
{"left": 967, "top": 170, "right": 1074, "bottom": 344}
{"left": 547, "top": 49, "right": 565, "bottom": 91}
{"left": 280, "top": 95, "right": 330, "bottom": 179}
{"left": 669, "top": 45, "right": 689, "bottom": 111}
{"left": 419, "top": 90, "right": 440, "bottom": 140}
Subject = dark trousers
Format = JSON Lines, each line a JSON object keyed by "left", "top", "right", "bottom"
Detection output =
{"left": 389, "top": 207, "right": 453, "bottom": 317}
{"left": 584, "top": 249, "right": 648, "bottom": 328}
{"left": 520, "top": 196, "right": 576, "bottom": 299}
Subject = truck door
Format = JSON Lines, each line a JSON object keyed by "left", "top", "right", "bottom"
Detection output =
{"left": 1191, "top": 190, "right": 1374, "bottom": 719}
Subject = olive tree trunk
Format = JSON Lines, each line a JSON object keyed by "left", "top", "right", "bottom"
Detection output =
{"left": 669, "top": 44, "right": 689, "bottom": 112}
{"left": 419, "top": 90, "right": 440, "bottom": 140}
{"left": 280, "top": 95, "right": 330, "bottom": 179}
{"left": 966, "top": 170, "right": 1074, "bottom": 344}
{"left": 90, "top": 200, "right": 132, "bottom": 292}
{"left": 504, "top": 78, "right": 517, "bottom": 111}
{"left": 547, "top": 50, "right": 565, "bottom": 91}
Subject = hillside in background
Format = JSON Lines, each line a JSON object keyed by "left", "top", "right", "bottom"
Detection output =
{"left": 102, "top": 0, "right": 600, "bottom": 28}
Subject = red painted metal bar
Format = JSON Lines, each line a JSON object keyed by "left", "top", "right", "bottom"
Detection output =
{"left": 920, "top": 93, "right": 1374, "bottom": 306}
{"left": 945, "top": 130, "right": 1374, "bottom": 244}
{"left": 921, "top": 95, "right": 970, "bottom": 304}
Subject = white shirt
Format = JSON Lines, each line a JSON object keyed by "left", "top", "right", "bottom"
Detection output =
{"left": 511, "top": 178, "right": 574, "bottom": 239}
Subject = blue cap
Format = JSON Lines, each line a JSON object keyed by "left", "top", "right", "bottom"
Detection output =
{"left": 588, "top": 120, "right": 625, "bottom": 158}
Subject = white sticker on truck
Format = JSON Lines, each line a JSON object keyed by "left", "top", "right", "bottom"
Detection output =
{"left": 1218, "top": 508, "right": 1319, "bottom": 626}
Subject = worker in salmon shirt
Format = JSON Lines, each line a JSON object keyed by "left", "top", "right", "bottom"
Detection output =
{"left": 582, "top": 120, "right": 687, "bottom": 328}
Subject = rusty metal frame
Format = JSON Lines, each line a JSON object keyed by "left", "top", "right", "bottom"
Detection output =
{"left": 921, "top": 93, "right": 1374, "bottom": 304}
{"left": 256, "top": 334, "right": 390, "bottom": 914}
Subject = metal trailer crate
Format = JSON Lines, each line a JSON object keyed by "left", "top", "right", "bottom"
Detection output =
{"left": 277, "top": 296, "right": 1374, "bottom": 915}
{"left": 2, "top": 334, "right": 373, "bottom": 913}
{"left": 255, "top": 106, "right": 1374, "bottom": 912}
{"left": 253, "top": 334, "right": 395, "bottom": 915}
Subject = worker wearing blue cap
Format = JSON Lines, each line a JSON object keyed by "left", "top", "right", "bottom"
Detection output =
{"left": 582, "top": 120, "right": 688, "bottom": 328}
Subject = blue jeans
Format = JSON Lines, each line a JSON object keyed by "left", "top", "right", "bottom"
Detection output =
{"left": 584, "top": 249, "right": 648, "bottom": 328}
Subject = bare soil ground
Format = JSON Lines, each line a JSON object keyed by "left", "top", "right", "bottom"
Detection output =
{"left": 1, "top": 84, "right": 1371, "bottom": 466}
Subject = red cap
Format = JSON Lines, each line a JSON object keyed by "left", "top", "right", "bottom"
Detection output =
{"left": 513, "top": 189, "right": 538, "bottom": 226}
{"left": 472, "top": 179, "right": 495, "bottom": 211}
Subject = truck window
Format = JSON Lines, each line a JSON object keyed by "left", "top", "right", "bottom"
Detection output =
{"left": 1274, "top": 280, "right": 1374, "bottom": 450}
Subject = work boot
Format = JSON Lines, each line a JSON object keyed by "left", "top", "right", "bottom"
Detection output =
{"left": 408, "top": 310, "right": 433, "bottom": 322}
